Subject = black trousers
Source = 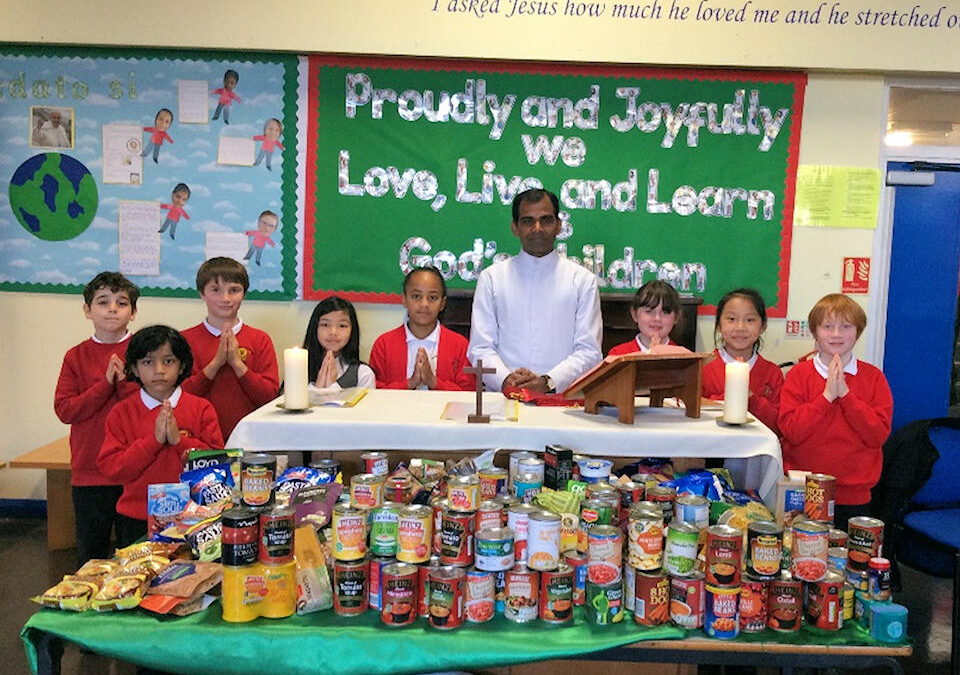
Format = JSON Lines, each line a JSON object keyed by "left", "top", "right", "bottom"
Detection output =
{"left": 71, "top": 484, "right": 123, "bottom": 566}
{"left": 115, "top": 514, "right": 148, "bottom": 549}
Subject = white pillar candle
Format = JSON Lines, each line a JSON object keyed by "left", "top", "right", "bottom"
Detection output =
{"left": 723, "top": 360, "right": 750, "bottom": 423}
{"left": 284, "top": 347, "right": 309, "bottom": 410}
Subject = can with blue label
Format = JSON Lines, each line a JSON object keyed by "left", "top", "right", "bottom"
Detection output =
{"left": 705, "top": 584, "right": 740, "bottom": 639}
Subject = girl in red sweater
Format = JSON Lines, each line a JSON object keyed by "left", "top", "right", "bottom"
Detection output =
{"left": 778, "top": 294, "right": 893, "bottom": 529}
{"left": 701, "top": 288, "right": 783, "bottom": 435}
{"left": 98, "top": 325, "right": 223, "bottom": 547}
{"left": 608, "top": 280, "right": 686, "bottom": 355}
{"left": 370, "top": 266, "right": 475, "bottom": 390}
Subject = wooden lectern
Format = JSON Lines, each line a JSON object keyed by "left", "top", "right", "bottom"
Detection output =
{"left": 564, "top": 352, "right": 711, "bottom": 425}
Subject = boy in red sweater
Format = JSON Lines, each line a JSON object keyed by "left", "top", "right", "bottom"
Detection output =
{"left": 778, "top": 294, "right": 893, "bottom": 529}
{"left": 55, "top": 272, "right": 140, "bottom": 564}
{"left": 181, "top": 257, "right": 279, "bottom": 441}
{"left": 98, "top": 325, "right": 223, "bottom": 547}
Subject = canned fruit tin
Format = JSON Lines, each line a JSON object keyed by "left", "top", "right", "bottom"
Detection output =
{"left": 333, "top": 558, "right": 369, "bottom": 616}
{"left": 565, "top": 551, "right": 587, "bottom": 606}
{"left": 479, "top": 467, "right": 508, "bottom": 500}
{"left": 475, "top": 527, "right": 515, "bottom": 571}
{"left": 448, "top": 475, "right": 481, "bottom": 512}
{"left": 241, "top": 453, "right": 277, "bottom": 509}
{"left": 527, "top": 511, "right": 562, "bottom": 571}
{"left": 350, "top": 473, "right": 383, "bottom": 510}
{"left": 587, "top": 525, "right": 623, "bottom": 584}
{"left": 767, "top": 575, "right": 802, "bottom": 632}
{"left": 805, "top": 570, "right": 844, "bottom": 630}
{"left": 746, "top": 521, "right": 783, "bottom": 580}
{"left": 504, "top": 564, "right": 539, "bottom": 622}
{"left": 397, "top": 504, "right": 433, "bottom": 564}
{"left": 739, "top": 578, "right": 767, "bottom": 633}
{"left": 369, "top": 502, "right": 400, "bottom": 557}
{"left": 664, "top": 521, "right": 700, "bottom": 576}
{"left": 675, "top": 495, "right": 709, "bottom": 528}
{"left": 585, "top": 579, "right": 625, "bottom": 624}
{"left": 361, "top": 451, "right": 389, "bottom": 477}
{"left": 380, "top": 562, "right": 417, "bottom": 626}
{"left": 628, "top": 508, "right": 664, "bottom": 571}
{"left": 440, "top": 508, "right": 475, "bottom": 566}
{"left": 428, "top": 566, "right": 465, "bottom": 629}
{"left": 847, "top": 517, "right": 884, "bottom": 573}
{"left": 332, "top": 504, "right": 367, "bottom": 561}
{"left": 465, "top": 568, "right": 495, "bottom": 623}
{"left": 635, "top": 570, "right": 670, "bottom": 626}
{"left": 791, "top": 520, "right": 829, "bottom": 582}
{"left": 539, "top": 564, "right": 574, "bottom": 623}
{"left": 259, "top": 507, "right": 295, "bottom": 564}
{"left": 804, "top": 473, "right": 836, "bottom": 523}
{"left": 705, "top": 525, "right": 743, "bottom": 586}
{"left": 705, "top": 584, "right": 740, "bottom": 639}
{"left": 670, "top": 571, "right": 705, "bottom": 629}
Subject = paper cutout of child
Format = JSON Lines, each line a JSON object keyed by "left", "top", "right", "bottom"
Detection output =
{"left": 243, "top": 211, "right": 278, "bottom": 266}
{"left": 141, "top": 108, "right": 174, "bottom": 164}
{"left": 158, "top": 183, "right": 191, "bottom": 241}
{"left": 253, "top": 118, "right": 284, "bottom": 171}
{"left": 211, "top": 69, "right": 241, "bottom": 125}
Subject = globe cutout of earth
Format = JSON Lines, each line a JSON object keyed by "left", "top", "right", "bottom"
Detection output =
{"left": 8, "top": 153, "right": 98, "bottom": 242}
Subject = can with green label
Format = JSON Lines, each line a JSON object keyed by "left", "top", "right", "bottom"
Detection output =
{"left": 370, "top": 501, "right": 400, "bottom": 557}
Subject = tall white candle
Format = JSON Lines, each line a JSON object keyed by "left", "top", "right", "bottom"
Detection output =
{"left": 284, "top": 347, "right": 309, "bottom": 410}
{"left": 723, "top": 360, "right": 750, "bottom": 424}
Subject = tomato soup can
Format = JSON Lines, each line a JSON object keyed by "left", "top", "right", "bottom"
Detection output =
{"left": 588, "top": 525, "right": 623, "bottom": 585}
{"left": 476, "top": 500, "right": 503, "bottom": 532}
{"left": 564, "top": 550, "right": 588, "bottom": 606}
{"left": 430, "top": 496, "right": 449, "bottom": 555}
{"left": 380, "top": 562, "right": 417, "bottom": 626}
{"left": 350, "top": 473, "right": 383, "bottom": 510}
{"left": 791, "top": 519, "right": 829, "bottom": 582}
{"left": 475, "top": 527, "right": 515, "bottom": 571}
{"left": 670, "top": 571, "right": 706, "bottom": 629}
{"left": 384, "top": 475, "right": 412, "bottom": 505}
{"left": 368, "top": 555, "right": 395, "bottom": 610}
{"left": 767, "top": 574, "right": 803, "bottom": 632}
{"left": 739, "top": 577, "right": 768, "bottom": 633}
{"left": 417, "top": 555, "right": 441, "bottom": 618}
{"left": 635, "top": 570, "right": 670, "bottom": 626}
{"left": 440, "top": 507, "right": 475, "bottom": 566}
{"left": 527, "top": 510, "right": 562, "bottom": 571}
{"left": 628, "top": 506, "right": 665, "bottom": 571}
{"left": 258, "top": 506, "right": 295, "bottom": 564}
{"left": 221, "top": 507, "right": 259, "bottom": 567}
{"left": 465, "top": 567, "right": 495, "bottom": 623}
{"left": 646, "top": 485, "right": 677, "bottom": 523}
{"left": 397, "top": 504, "right": 433, "bottom": 564}
{"left": 332, "top": 503, "right": 368, "bottom": 561}
{"left": 746, "top": 521, "right": 783, "bottom": 581}
{"left": 369, "top": 502, "right": 400, "bottom": 558}
{"left": 805, "top": 570, "right": 844, "bottom": 631}
{"left": 705, "top": 525, "right": 743, "bottom": 586}
{"left": 448, "top": 474, "right": 481, "bottom": 512}
{"left": 664, "top": 520, "right": 700, "bottom": 577}
{"left": 479, "top": 467, "right": 508, "bottom": 500}
{"left": 705, "top": 584, "right": 740, "bottom": 639}
{"left": 504, "top": 564, "right": 539, "bottom": 623}
{"left": 428, "top": 566, "right": 465, "bottom": 630}
{"left": 847, "top": 516, "right": 884, "bottom": 573}
{"left": 241, "top": 452, "right": 277, "bottom": 509}
{"left": 361, "top": 451, "right": 389, "bottom": 477}
{"left": 333, "top": 557, "right": 369, "bottom": 616}
{"left": 585, "top": 579, "right": 625, "bottom": 624}
{"left": 675, "top": 495, "right": 709, "bottom": 529}
{"left": 804, "top": 473, "right": 835, "bottom": 524}
{"left": 540, "top": 563, "right": 574, "bottom": 624}
{"left": 507, "top": 503, "right": 537, "bottom": 563}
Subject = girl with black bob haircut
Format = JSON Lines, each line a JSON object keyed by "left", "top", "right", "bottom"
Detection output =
{"left": 303, "top": 296, "right": 375, "bottom": 390}
{"left": 123, "top": 324, "right": 193, "bottom": 387}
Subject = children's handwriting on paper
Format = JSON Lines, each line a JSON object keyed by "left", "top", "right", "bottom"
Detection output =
{"left": 0, "top": 71, "right": 138, "bottom": 101}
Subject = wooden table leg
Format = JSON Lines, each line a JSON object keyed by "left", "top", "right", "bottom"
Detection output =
{"left": 46, "top": 469, "right": 76, "bottom": 551}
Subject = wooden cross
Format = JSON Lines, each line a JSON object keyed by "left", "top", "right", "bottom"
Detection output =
{"left": 464, "top": 359, "right": 496, "bottom": 423}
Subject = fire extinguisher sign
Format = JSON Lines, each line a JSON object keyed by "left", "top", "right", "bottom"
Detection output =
{"left": 841, "top": 257, "right": 870, "bottom": 294}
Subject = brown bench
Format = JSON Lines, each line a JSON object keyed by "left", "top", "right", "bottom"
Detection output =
{"left": 10, "top": 436, "right": 75, "bottom": 550}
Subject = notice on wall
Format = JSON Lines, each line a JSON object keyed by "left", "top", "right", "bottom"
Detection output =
{"left": 102, "top": 124, "right": 145, "bottom": 185}
{"left": 118, "top": 200, "right": 162, "bottom": 276}
{"left": 794, "top": 166, "right": 881, "bottom": 229}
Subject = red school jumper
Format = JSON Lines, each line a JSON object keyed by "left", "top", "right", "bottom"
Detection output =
{"left": 778, "top": 358, "right": 893, "bottom": 506}
{"left": 369, "top": 324, "right": 475, "bottom": 391}
{"left": 701, "top": 350, "right": 784, "bottom": 435}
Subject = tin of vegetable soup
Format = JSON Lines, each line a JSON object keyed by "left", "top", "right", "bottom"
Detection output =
{"left": 428, "top": 566, "right": 465, "bottom": 630}
{"left": 767, "top": 574, "right": 802, "bottom": 632}
{"left": 746, "top": 521, "right": 783, "bottom": 581}
{"left": 465, "top": 567, "right": 495, "bottom": 623}
{"left": 791, "top": 519, "right": 829, "bottom": 582}
{"left": 664, "top": 520, "right": 699, "bottom": 576}
{"left": 670, "top": 571, "right": 705, "bottom": 629}
{"left": 333, "top": 557, "right": 369, "bottom": 616}
{"left": 847, "top": 517, "right": 884, "bottom": 573}
{"left": 628, "top": 506, "right": 664, "bottom": 571}
{"left": 440, "top": 507, "right": 475, "bottom": 566}
{"left": 332, "top": 503, "right": 367, "bottom": 561}
{"left": 805, "top": 570, "right": 844, "bottom": 631}
{"left": 381, "top": 562, "right": 417, "bottom": 626}
{"left": 448, "top": 475, "right": 481, "bottom": 513}
{"left": 705, "top": 525, "right": 742, "bottom": 586}
{"left": 804, "top": 473, "right": 835, "bottom": 524}
{"left": 635, "top": 570, "right": 670, "bottom": 626}
{"left": 539, "top": 563, "right": 574, "bottom": 624}
{"left": 564, "top": 550, "right": 587, "bottom": 606}
{"left": 527, "top": 510, "right": 562, "bottom": 571}
{"left": 739, "top": 577, "right": 768, "bottom": 633}
{"left": 475, "top": 527, "right": 515, "bottom": 571}
{"left": 504, "top": 564, "right": 539, "bottom": 623}
{"left": 675, "top": 495, "right": 709, "bottom": 529}
{"left": 587, "top": 524, "right": 623, "bottom": 585}
{"left": 584, "top": 579, "right": 625, "bottom": 624}
{"left": 476, "top": 500, "right": 503, "bottom": 533}
{"left": 705, "top": 584, "right": 740, "bottom": 639}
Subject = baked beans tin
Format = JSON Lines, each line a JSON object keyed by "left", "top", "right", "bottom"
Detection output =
{"left": 634, "top": 570, "right": 670, "bottom": 626}
{"left": 705, "top": 584, "right": 740, "bottom": 639}
{"left": 428, "top": 566, "right": 465, "bottom": 630}
{"left": 507, "top": 503, "right": 537, "bottom": 563}
{"left": 767, "top": 575, "right": 803, "bottom": 632}
{"left": 828, "top": 547, "right": 848, "bottom": 573}
{"left": 333, "top": 558, "right": 369, "bottom": 616}
{"left": 670, "top": 571, "right": 706, "bottom": 629}
{"left": 585, "top": 579, "right": 625, "bottom": 624}
{"left": 514, "top": 472, "right": 543, "bottom": 503}
{"left": 705, "top": 524, "right": 742, "bottom": 586}
{"left": 564, "top": 550, "right": 587, "bottom": 606}
{"left": 805, "top": 570, "right": 844, "bottom": 631}
{"left": 309, "top": 458, "right": 342, "bottom": 484}
{"left": 368, "top": 555, "right": 395, "bottom": 610}
{"left": 430, "top": 496, "right": 449, "bottom": 555}
{"left": 417, "top": 555, "right": 441, "bottom": 618}
{"left": 847, "top": 516, "right": 884, "bottom": 573}
{"left": 829, "top": 528, "right": 849, "bottom": 549}
{"left": 539, "top": 563, "right": 574, "bottom": 624}
{"left": 384, "top": 475, "right": 413, "bottom": 505}
{"left": 221, "top": 507, "right": 259, "bottom": 566}
{"left": 380, "top": 562, "right": 417, "bottom": 626}
{"left": 448, "top": 475, "right": 481, "bottom": 512}
{"left": 476, "top": 500, "right": 503, "bottom": 532}
{"left": 646, "top": 485, "right": 676, "bottom": 523}
{"left": 868, "top": 557, "right": 892, "bottom": 601}
{"left": 739, "top": 577, "right": 768, "bottom": 633}
{"left": 791, "top": 519, "right": 829, "bottom": 582}
{"left": 397, "top": 504, "right": 433, "bottom": 564}
{"left": 350, "top": 473, "right": 383, "bottom": 510}
{"left": 746, "top": 521, "right": 783, "bottom": 581}
{"left": 479, "top": 466, "right": 508, "bottom": 500}
{"left": 504, "top": 564, "right": 539, "bottom": 623}
{"left": 241, "top": 452, "right": 277, "bottom": 509}
{"left": 804, "top": 473, "right": 835, "bottom": 524}
{"left": 361, "top": 451, "right": 389, "bottom": 477}
{"left": 258, "top": 506, "right": 295, "bottom": 564}
{"left": 332, "top": 503, "right": 368, "bottom": 561}
{"left": 475, "top": 527, "right": 515, "bottom": 571}
{"left": 465, "top": 568, "right": 495, "bottom": 623}
{"left": 587, "top": 524, "right": 623, "bottom": 585}
{"left": 369, "top": 502, "right": 400, "bottom": 557}
{"left": 675, "top": 495, "right": 709, "bottom": 529}
{"left": 527, "top": 510, "right": 562, "bottom": 571}
{"left": 664, "top": 520, "right": 700, "bottom": 576}
{"left": 628, "top": 506, "right": 664, "bottom": 571}
{"left": 440, "top": 508, "right": 475, "bottom": 566}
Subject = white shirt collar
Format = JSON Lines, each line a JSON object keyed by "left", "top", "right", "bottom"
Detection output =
{"left": 404, "top": 322, "right": 440, "bottom": 346}
{"left": 203, "top": 318, "right": 243, "bottom": 337}
{"left": 92, "top": 331, "right": 132, "bottom": 345}
{"left": 634, "top": 335, "right": 672, "bottom": 353}
{"left": 517, "top": 249, "right": 559, "bottom": 267}
{"left": 718, "top": 346, "right": 758, "bottom": 368}
{"left": 813, "top": 352, "right": 858, "bottom": 378}
{"left": 140, "top": 385, "right": 182, "bottom": 410}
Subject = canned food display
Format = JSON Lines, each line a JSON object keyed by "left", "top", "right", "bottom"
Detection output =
{"left": 804, "top": 473, "right": 835, "bottom": 524}
{"left": 670, "top": 571, "right": 705, "bottom": 629}
{"left": 705, "top": 584, "right": 740, "bottom": 639}
{"left": 465, "top": 568, "right": 495, "bottom": 623}
{"left": 428, "top": 566, "right": 465, "bottom": 629}
{"left": 539, "top": 564, "right": 574, "bottom": 623}
{"left": 705, "top": 524, "right": 742, "bottom": 586}
{"left": 527, "top": 511, "right": 562, "bottom": 571}
{"left": 791, "top": 520, "right": 829, "bottom": 582}
{"left": 587, "top": 525, "right": 622, "bottom": 585}
{"left": 634, "top": 570, "right": 670, "bottom": 626}
{"left": 380, "top": 562, "right": 417, "bottom": 626}
{"left": 504, "top": 564, "right": 538, "bottom": 622}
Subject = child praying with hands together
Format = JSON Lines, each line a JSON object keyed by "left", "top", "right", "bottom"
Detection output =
{"left": 304, "top": 296, "right": 376, "bottom": 391}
